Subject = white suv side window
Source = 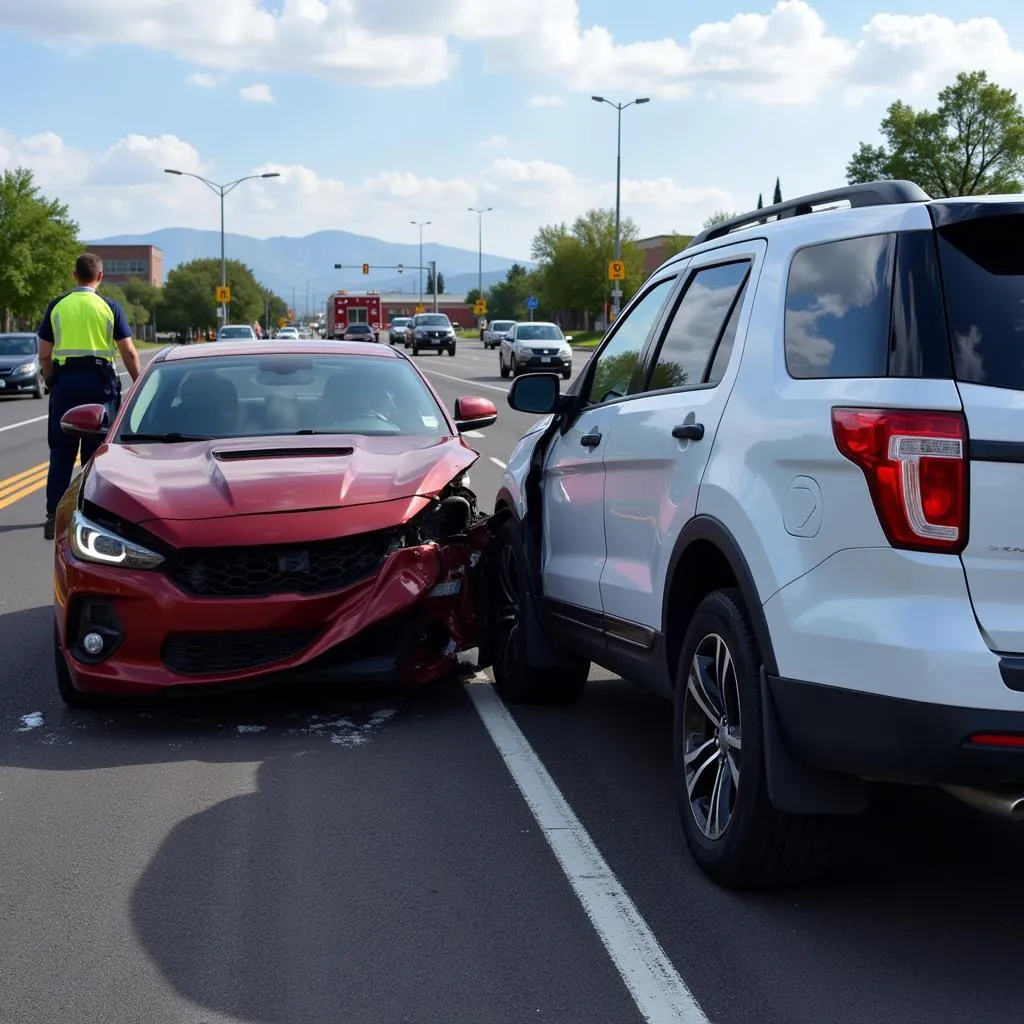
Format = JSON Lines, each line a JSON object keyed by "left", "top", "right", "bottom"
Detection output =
{"left": 584, "top": 277, "right": 677, "bottom": 406}
{"left": 644, "top": 261, "right": 751, "bottom": 392}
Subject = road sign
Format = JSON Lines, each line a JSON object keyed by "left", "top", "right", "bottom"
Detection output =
{"left": 473, "top": 299, "right": 488, "bottom": 316}
{"left": 215, "top": 286, "right": 231, "bottom": 303}
{"left": 415, "top": 304, "right": 426, "bottom": 313}
{"left": 608, "top": 260, "right": 626, "bottom": 281}
{"left": 610, "top": 287, "right": 623, "bottom": 299}
{"left": 278, "top": 317, "right": 287, "bottom": 328}
{"left": 526, "top": 296, "right": 538, "bottom": 310}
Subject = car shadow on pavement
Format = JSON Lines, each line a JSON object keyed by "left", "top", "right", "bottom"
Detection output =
{"left": 0, "top": 521, "right": 44, "bottom": 534}
{"left": 126, "top": 685, "right": 639, "bottom": 1024}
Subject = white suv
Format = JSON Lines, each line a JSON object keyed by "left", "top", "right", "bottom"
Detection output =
{"left": 489, "top": 180, "right": 1024, "bottom": 889}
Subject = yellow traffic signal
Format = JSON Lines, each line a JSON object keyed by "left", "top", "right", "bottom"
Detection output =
{"left": 362, "top": 263, "right": 369, "bottom": 275}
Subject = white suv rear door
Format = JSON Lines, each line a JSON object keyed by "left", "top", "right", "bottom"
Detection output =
{"left": 932, "top": 202, "right": 1024, "bottom": 654}
{"left": 599, "top": 240, "right": 766, "bottom": 633}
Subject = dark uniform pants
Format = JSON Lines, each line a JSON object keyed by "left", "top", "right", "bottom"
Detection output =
{"left": 46, "top": 358, "right": 122, "bottom": 516}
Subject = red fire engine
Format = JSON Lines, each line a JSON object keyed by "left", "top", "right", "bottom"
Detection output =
{"left": 326, "top": 293, "right": 382, "bottom": 339}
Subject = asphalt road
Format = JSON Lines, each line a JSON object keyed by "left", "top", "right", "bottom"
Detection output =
{"left": 2, "top": 338, "right": 1024, "bottom": 1024}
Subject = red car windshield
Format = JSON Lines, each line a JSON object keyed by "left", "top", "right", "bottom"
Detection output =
{"left": 117, "top": 353, "right": 451, "bottom": 440}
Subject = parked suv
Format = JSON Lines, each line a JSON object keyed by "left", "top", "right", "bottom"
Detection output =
{"left": 407, "top": 313, "right": 456, "bottom": 356}
{"left": 491, "top": 180, "right": 1024, "bottom": 889}
{"left": 499, "top": 321, "right": 573, "bottom": 379}
{"left": 484, "top": 319, "right": 516, "bottom": 349}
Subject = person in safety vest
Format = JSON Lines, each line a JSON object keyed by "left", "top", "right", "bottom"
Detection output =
{"left": 37, "top": 252, "right": 141, "bottom": 539}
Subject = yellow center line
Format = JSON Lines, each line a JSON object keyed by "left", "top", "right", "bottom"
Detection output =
{"left": 0, "top": 458, "right": 80, "bottom": 511}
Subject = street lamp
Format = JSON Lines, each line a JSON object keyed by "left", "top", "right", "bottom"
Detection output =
{"left": 410, "top": 220, "right": 431, "bottom": 304}
{"left": 164, "top": 168, "right": 281, "bottom": 324}
{"left": 591, "top": 96, "right": 649, "bottom": 317}
{"left": 468, "top": 207, "right": 493, "bottom": 302}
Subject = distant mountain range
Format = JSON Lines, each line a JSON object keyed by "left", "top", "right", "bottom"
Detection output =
{"left": 88, "top": 227, "right": 531, "bottom": 306}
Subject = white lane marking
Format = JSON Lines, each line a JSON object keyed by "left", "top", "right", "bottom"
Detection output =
{"left": 467, "top": 682, "right": 708, "bottom": 1024}
{"left": 490, "top": 457, "right": 507, "bottom": 469}
{"left": 420, "top": 367, "right": 509, "bottom": 394}
{"left": 0, "top": 415, "right": 47, "bottom": 434}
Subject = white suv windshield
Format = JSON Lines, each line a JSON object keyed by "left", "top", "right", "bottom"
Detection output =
{"left": 516, "top": 324, "right": 563, "bottom": 342}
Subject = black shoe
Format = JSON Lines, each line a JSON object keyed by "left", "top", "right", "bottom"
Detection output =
{"left": 43, "top": 515, "right": 55, "bottom": 540}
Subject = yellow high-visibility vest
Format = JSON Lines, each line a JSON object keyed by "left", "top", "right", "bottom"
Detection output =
{"left": 49, "top": 288, "right": 117, "bottom": 364}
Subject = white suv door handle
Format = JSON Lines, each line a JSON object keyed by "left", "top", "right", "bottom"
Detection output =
{"left": 672, "top": 422, "right": 705, "bottom": 441}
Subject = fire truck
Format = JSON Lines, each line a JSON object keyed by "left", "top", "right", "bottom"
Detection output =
{"left": 325, "top": 293, "right": 383, "bottom": 339}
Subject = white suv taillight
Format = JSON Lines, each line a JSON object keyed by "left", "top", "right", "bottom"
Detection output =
{"left": 831, "top": 408, "right": 967, "bottom": 554}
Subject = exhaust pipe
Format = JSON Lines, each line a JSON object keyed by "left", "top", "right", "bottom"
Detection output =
{"left": 941, "top": 785, "right": 1024, "bottom": 822}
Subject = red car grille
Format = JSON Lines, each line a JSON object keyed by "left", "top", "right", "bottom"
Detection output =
{"left": 163, "top": 532, "right": 395, "bottom": 598}
{"left": 162, "top": 628, "right": 321, "bottom": 676}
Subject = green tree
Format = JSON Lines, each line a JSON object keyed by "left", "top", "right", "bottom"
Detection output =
{"left": 465, "top": 287, "right": 483, "bottom": 308}
{"left": 701, "top": 210, "right": 738, "bottom": 230}
{"left": 661, "top": 233, "right": 693, "bottom": 259}
{"left": 528, "top": 209, "right": 645, "bottom": 326}
{"left": 425, "top": 268, "right": 446, "bottom": 295}
{"left": 0, "top": 167, "right": 81, "bottom": 330}
{"left": 757, "top": 193, "right": 764, "bottom": 210}
{"left": 159, "top": 257, "right": 283, "bottom": 334}
{"left": 772, "top": 177, "right": 783, "bottom": 204}
{"left": 487, "top": 263, "right": 534, "bottom": 320}
{"left": 847, "top": 70, "right": 1024, "bottom": 196}
{"left": 98, "top": 281, "right": 149, "bottom": 335}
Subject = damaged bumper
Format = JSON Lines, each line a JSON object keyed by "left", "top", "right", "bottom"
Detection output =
{"left": 55, "top": 513, "right": 502, "bottom": 697}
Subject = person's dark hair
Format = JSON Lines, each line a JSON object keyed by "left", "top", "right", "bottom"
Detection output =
{"left": 74, "top": 253, "right": 103, "bottom": 283}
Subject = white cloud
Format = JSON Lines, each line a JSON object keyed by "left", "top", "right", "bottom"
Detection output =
{"left": 240, "top": 83, "right": 274, "bottom": 103}
{"left": 527, "top": 94, "right": 566, "bottom": 108}
{"left": 186, "top": 72, "right": 219, "bottom": 88}
{"left": 3, "top": 1, "right": 1023, "bottom": 104}
{"left": 477, "top": 134, "right": 508, "bottom": 149}
{"left": 0, "top": 128, "right": 732, "bottom": 259}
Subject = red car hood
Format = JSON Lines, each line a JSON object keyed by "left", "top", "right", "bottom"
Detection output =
{"left": 82, "top": 434, "right": 477, "bottom": 528}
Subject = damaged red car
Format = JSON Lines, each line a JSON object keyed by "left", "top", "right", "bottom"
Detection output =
{"left": 51, "top": 340, "right": 499, "bottom": 707}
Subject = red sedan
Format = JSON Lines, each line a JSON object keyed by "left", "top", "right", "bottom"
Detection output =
{"left": 51, "top": 340, "right": 499, "bottom": 706}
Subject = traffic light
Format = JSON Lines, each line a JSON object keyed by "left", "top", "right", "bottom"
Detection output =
{"left": 362, "top": 263, "right": 369, "bottom": 275}
{"left": 397, "top": 263, "right": 403, "bottom": 274}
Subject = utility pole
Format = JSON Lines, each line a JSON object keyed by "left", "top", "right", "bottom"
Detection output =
{"left": 468, "top": 207, "right": 492, "bottom": 300}
{"left": 163, "top": 168, "right": 281, "bottom": 323}
{"left": 591, "top": 95, "right": 649, "bottom": 318}
{"left": 411, "top": 220, "right": 431, "bottom": 305}
{"left": 430, "top": 260, "right": 438, "bottom": 312}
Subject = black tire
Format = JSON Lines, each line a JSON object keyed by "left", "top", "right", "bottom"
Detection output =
{"left": 448, "top": 345, "right": 456, "bottom": 356}
{"left": 510, "top": 356, "right": 519, "bottom": 377}
{"left": 499, "top": 355, "right": 510, "bottom": 379}
{"left": 412, "top": 345, "right": 419, "bottom": 356}
{"left": 562, "top": 368, "right": 571, "bottom": 380}
{"left": 673, "top": 588, "right": 827, "bottom": 890}
{"left": 33, "top": 374, "right": 45, "bottom": 398}
{"left": 489, "top": 519, "right": 589, "bottom": 705}
{"left": 54, "top": 622, "right": 108, "bottom": 709}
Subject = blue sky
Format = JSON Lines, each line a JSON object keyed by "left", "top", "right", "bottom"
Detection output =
{"left": 1, "top": 0, "right": 1024, "bottom": 262}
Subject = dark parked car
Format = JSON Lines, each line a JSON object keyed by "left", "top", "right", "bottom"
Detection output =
{"left": 407, "top": 314, "right": 457, "bottom": 356}
{"left": 0, "top": 333, "right": 44, "bottom": 398}
{"left": 341, "top": 323, "right": 377, "bottom": 343}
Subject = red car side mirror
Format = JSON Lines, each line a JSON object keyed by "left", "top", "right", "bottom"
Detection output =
{"left": 453, "top": 395, "right": 498, "bottom": 432}
{"left": 60, "top": 403, "right": 109, "bottom": 437}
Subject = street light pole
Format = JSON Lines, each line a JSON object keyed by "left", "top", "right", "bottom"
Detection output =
{"left": 410, "top": 220, "right": 431, "bottom": 305}
{"left": 164, "top": 168, "right": 280, "bottom": 324}
{"left": 591, "top": 96, "right": 649, "bottom": 318}
{"left": 468, "top": 207, "right": 492, "bottom": 301}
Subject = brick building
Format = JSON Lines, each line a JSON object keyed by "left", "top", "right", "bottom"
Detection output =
{"left": 86, "top": 244, "right": 164, "bottom": 287}
{"left": 635, "top": 234, "right": 692, "bottom": 277}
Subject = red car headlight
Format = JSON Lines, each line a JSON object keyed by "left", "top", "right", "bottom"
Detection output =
{"left": 71, "top": 509, "right": 165, "bottom": 571}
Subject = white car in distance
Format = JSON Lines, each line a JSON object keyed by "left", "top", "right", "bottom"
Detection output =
{"left": 217, "top": 324, "right": 257, "bottom": 342}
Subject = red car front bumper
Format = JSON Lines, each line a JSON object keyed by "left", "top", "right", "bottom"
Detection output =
{"left": 54, "top": 530, "right": 491, "bottom": 697}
